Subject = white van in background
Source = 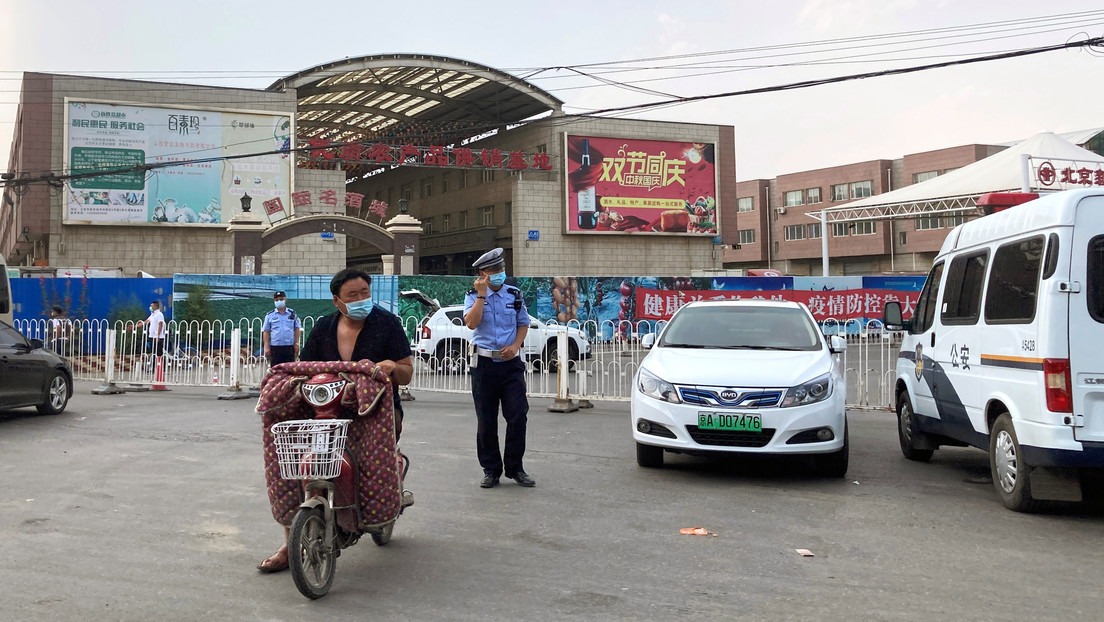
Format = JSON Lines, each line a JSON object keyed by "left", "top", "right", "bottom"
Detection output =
{"left": 884, "top": 188, "right": 1104, "bottom": 512}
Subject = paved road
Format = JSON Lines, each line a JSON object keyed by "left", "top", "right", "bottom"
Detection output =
{"left": 1, "top": 381, "right": 1102, "bottom": 621}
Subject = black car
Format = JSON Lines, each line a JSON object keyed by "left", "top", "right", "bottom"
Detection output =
{"left": 0, "top": 319, "right": 73, "bottom": 415}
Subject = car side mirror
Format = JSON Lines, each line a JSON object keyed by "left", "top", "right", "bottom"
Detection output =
{"left": 829, "top": 335, "right": 846, "bottom": 354}
{"left": 641, "top": 333, "right": 655, "bottom": 349}
{"left": 530, "top": 322, "right": 539, "bottom": 329}
{"left": 28, "top": 338, "right": 45, "bottom": 350}
{"left": 883, "top": 301, "right": 909, "bottom": 331}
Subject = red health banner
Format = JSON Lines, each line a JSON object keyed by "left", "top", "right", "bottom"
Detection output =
{"left": 633, "top": 288, "right": 920, "bottom": 322}
{"left": 566, "top": 135, "right": 717, "bottom": 235}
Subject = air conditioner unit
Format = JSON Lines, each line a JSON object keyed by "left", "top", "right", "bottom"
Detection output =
{"left": 776, "top": 207, "right": 787, "bottom": 215}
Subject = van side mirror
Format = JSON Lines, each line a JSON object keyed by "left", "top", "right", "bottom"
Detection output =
{"left": 829, "top": 335, "right": 847, "bottom": 354}
{"left": 641, "top": 333, "right": 655, "bottom": 349}
{"left": 883, "top": 301, "right": 909, "bottom": 331}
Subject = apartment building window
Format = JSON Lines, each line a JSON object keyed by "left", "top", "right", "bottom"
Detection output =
{"left": 852, "top": 221, "right": 877, "bottom": 235}
{"left": 420, "top": 178, "right": 432, "bottom": 198}
{"left": 807, "top": 223, "right": 822, "bottom": 239}
{"left": 784, "top": 224, "right": 806, "bottom": 240}
{"left": 913, "top": 170, "right": 939, "bottom": 183}
{"left": 738, "top": 229, "right": 756, "bottom": 245}
{"left": 442, "top": 213, "right": 451, "bottom": 231}
{"left": 480, "top": 205, "right": 495, "bottom": 226}
{"left": 899, "top": 231, "right": 907, "bottom": 246}
{"left": 441, "top": 173, "right": 450, "bottom": 194}
{"left": 459, "top": 171, "right": 468, "bottom": 189}
{"left": 850, "top": 180, "right": 873, "bottom": 199}
{"left": 831, "top": 183, "right": 848, "bottom": 201}
{"left": 387, "top": 187, "right": 395, "bottom": 205}
{"left": 536, "top": 144, "right": 547, "bottom": 153}
{"left": 481, "top": 169, "right": 496, "bottom": 184}
{"left": 458, "top": 210, "right": 468, "bottom": 230}
{"left": 401, "top": 183, "right": 413, "bottom": 201}
{"left": 504, "top": 201, "right": 512, "bottom": 223}
{"left": 784, "top": 190, "right": 804, "bottom": 207}
{"left": 916, "top": 215, "right": 942, "bottom": 230}
{"left": 945, "top": 214, "right": 965, "bottom": 227}
{"left": 422, "top": 217, "right": 434, "bottom": 235}
{"left": 832, "top": 223, "right": 849, "bottom": 237}
{"left": 737, "top": 197, "right": 754, "bottom": 212}
{"left": 806, "top": 187, "right": 822, "bottom": 204}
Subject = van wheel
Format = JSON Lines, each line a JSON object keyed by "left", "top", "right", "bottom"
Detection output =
{"left": 814, "top": 422, "right": 849, "bottom": 478}
{"left": 990, "top": 414, "right": 1042, "bottom": 512}
{"left": 636, "top": 442, "right": 664, "bottom": 468}
{"left": 897, "top": 392, "right": 934, "bottom": 462}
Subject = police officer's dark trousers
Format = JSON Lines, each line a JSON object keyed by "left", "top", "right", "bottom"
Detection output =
{"left": 269, "top": 345, "right": 295, "bottom": 366}
{"left": 471, "top": 356, "right": 528, "bottom": 477}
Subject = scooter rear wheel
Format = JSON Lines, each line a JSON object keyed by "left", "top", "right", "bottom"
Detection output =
{"left": 289, "top": 506, "right": 336, "bottom": 599}
{"left": 370, "top": 521, "right": 394, "bottom": 546}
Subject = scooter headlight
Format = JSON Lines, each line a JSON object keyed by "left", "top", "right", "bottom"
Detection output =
{"left": 301, "top": 380, "right": 346, "bottom": 407}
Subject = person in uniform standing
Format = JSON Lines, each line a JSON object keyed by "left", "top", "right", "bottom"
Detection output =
{"left": 143, "top": 300, "right": 166, "bottom": 357}
{"left": 464, "top": 248, "right": 535, "bottom": 489}
{"left": 262, "top": 291, "right": 301, "bottom": 366}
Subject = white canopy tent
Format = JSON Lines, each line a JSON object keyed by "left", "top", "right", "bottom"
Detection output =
{"left": 810, "top": 131, "right": 1104, "bottom": 274}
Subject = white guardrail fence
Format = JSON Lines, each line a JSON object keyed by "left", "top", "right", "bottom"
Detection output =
{"left": 16, "top": 316, "right": 900, "bottom": 409}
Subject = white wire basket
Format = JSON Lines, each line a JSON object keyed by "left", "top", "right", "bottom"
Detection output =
{"left": 270, "top": 419, "right": 352, "bottom": 480}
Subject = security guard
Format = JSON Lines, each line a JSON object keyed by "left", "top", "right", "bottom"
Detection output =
{"left": 464, "top": 248, "right": 535, "bottom": 488}
{"left": 263, "top": 291, "right": 302, "bottom": 366}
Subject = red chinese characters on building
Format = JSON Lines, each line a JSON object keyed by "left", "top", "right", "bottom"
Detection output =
{"left": 319, "top": 189, "right": 339, "bottom": 207}
{"left": 398, "top": 145, "right": 421, "bottom": 161}
{"left": 506, "top": 150, "right": 528, "bottom": 170}
{"left": 308, "top": 138, "right": 334, "bottom": 160}
{"left": 1059, "top": 166, "right": 1104, "bottom": 186}
{"left": 453, "top": 147, "right": 475, "bottom": 167}
{"left": 263, "top": 197, "right": 285, "bottom": 216}
{"left": 365, "top": 144, "right": 394, "bottom": 163}
{"left": 425, "top": 145, "right": 448, "bottom": 166}
{"left": 345, "top": 192, "right": 365, "bottom": 210}
{"left": 337, "top": 144, "right": 363, "bottom": 162}
{"left": 291, "top": 191, "right": 312, "bottom": 208}
{"left": 531, "top": 152, "right": 552, "bottom": 170}
{"left": 481, "top": 148, "right": 504, "bottom": 168}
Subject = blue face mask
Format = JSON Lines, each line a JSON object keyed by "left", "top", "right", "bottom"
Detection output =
{"left": 274, "top": 300, "right": 286, "bottom": 310}
{"left": 489, "top": 271, "right": 507, "bottom": 288}
{"left": 344, "top": 298, "right": 374, "bottom": 320}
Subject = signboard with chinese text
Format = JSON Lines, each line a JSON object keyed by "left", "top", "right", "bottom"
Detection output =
{"left": 64, "top": 100, "right": 293, "bottom": 226}
{"left": 1029, "top": 157, "right": 1104, "bottom": 190}
{"left": 632, "top": 287, "right": 919, "bottom": 323}
{"left": 301, "top": 140, "right": 554, "bottom": 172}
{"left": 564, "top": 135, "right": 718, "bottom": 236}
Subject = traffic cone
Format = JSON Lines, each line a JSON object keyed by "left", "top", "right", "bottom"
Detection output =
{"left": 151, "top": 355, "right": 170, "bottom": 391}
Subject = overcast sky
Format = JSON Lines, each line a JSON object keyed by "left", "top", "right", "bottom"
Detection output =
{"left": 2, "top": 0, "right": 1103, "bottom": 180}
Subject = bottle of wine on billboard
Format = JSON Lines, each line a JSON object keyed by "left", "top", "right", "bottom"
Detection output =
{"left": 576, "top": 138, "right": 597, "bottom": 229}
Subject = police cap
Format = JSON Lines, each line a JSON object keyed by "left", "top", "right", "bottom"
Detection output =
{"left": 472, "top": 247, "right": 506, "bottom": 272}
{"left": 273, "top": 291, "right": 286, "bottom": 299}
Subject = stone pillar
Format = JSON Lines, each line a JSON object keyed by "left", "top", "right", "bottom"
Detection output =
{"left": 227, "top": 210, "right": 266, "bottom": 275}
{"left": 380, "top": 254, "right": 395, "bottom": 275}
{"left": 385, "top": 214, "right": 422, "bottom": 275}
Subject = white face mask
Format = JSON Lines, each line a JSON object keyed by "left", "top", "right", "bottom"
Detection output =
{"left": 275, "top": 300, "right": 286, "bottom": 310}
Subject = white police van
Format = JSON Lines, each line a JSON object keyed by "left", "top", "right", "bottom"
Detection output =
{"left": 884, "top": 188, "right": 1104, "bottom": 512}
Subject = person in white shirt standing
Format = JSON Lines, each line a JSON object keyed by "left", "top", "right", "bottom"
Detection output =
{"left": 143, "top": 300, "right": 167, "bottom": 357}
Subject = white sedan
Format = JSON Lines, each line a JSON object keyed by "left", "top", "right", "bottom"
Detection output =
{"left": 631, "top": 300, "right": 849, "bottom": 476}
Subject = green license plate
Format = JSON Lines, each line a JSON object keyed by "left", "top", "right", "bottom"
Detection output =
{"left": 697, "top": 411, "right": 762, "bottom": 432}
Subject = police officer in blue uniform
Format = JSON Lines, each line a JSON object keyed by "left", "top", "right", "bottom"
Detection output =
{"left": 464, "top": 248, "right": 536, "bottom": 488}
{"left": 263, "top": 291, "right": 302, "bottom": 366}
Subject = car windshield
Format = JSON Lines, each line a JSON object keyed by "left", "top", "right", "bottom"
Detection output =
{"left": 658, "top": 305, "right": 822, "bottom": 351}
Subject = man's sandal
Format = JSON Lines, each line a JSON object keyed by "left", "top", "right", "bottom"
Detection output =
{"left": 256, "top": 549, "right": 289, "bottom": 573}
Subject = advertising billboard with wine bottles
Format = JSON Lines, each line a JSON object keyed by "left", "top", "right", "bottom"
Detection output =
{"left": 565, "top": 135, "right": 718, "bottom": 235}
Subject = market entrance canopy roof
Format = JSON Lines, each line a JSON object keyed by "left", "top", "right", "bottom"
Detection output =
{"left": 269, "top": 54, "right": 564, "bottom": 147}
{"left": 817, "top": 132, "right": 1104, "bottom": 224}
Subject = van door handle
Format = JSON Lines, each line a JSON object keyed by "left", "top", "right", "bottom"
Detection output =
{"left": 930, "top": 332, "right": 936, "bottom": 347}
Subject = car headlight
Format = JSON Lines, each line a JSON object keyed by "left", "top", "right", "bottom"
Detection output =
{"left": 780, "top": 372, "right": 832, "bottom": 408}
{"left": 637, "top": 369, "right": 682, "bottom": 404}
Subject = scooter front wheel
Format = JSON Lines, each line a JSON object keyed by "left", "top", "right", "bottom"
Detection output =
{"left": 289, "top": 506, "right": 336, "bottom": 599}
{"left": 371, "top": 521, "right": 394, "bottom": 546}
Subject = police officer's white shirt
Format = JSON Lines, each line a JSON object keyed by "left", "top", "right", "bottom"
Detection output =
{"left": 146, "top": 309, "right": 166, "bottom": 339}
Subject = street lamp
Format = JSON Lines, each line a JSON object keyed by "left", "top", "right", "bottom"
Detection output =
{"left": 398, "top": 197, "right": 408, "bottom": 214}
{"left": 240, "top": 193, "right": 253, "bottom": 213}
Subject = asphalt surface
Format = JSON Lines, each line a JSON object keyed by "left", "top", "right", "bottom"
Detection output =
{"left": 2, "top": 381, "right": 1103, "bottom": 621}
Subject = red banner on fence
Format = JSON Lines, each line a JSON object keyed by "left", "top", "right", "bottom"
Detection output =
{"left": 632, "top": 288, "right": 920, "bottom": 322}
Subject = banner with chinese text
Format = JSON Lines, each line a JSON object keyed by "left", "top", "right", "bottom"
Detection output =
{"left": 65, "top": 100, "right": 293, "bottom": 226}
{"left": 632, "top": 287, "right": 919, "bottom": 322}
{"left": 565, "top": 135, "right": 718, "bottom": 235}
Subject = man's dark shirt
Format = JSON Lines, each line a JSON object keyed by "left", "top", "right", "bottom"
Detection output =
{"left": 300, "top": 308, "right": 412, "bottom": 414}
